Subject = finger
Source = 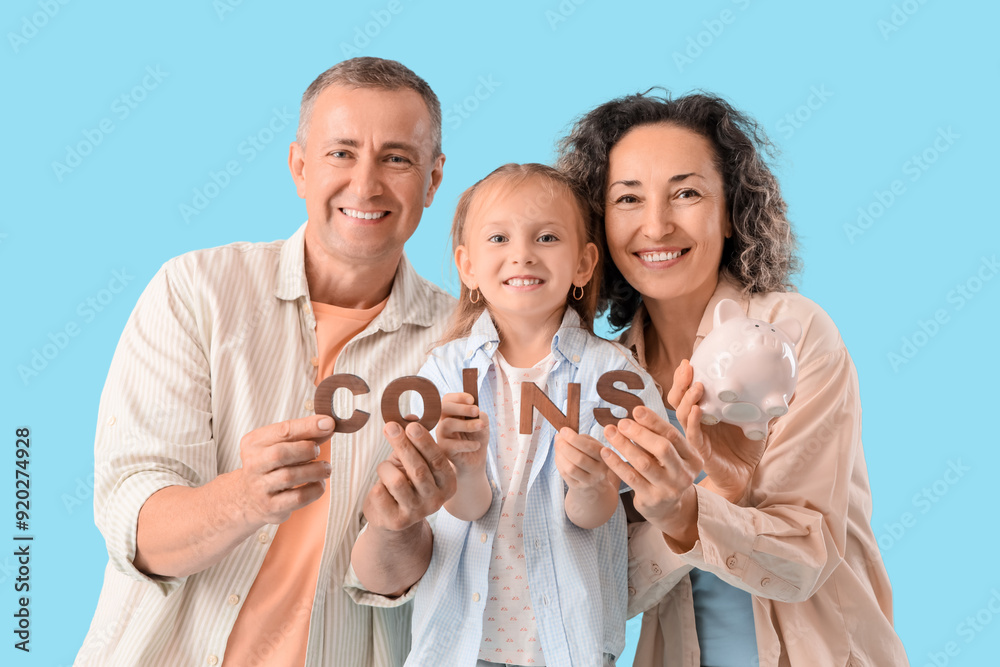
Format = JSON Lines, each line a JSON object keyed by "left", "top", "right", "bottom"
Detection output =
{"left": 557, "top": 428, "right": 604, "bottom": 460}
{"left": 254, "top": 440, "right": 322, "bottom": 473}
{"left": 269, "top": 480, "right": 327, "bottom": 518}
{"left": 666, "top": 360, "right": 694, "bottom": 410}
{"left": 246, "top": 415, "right": 336, "bottom": 449}
{"left": 600, "top": 446, "right": 654, "bottom": 497}
{"left": 675, "top": 381, "right": 705, "bottom": 428}
{"left": 375, "top": 457, "right": 419, "bottom": 509}
{"left": 385, "top": 421, "right": 455, "bottom": 500}
{"left": 686, "top": 405, "right": 712, "bottom": 465}
{"left": 264, "top": 459, "right": 332, "bottom": 493}
{"left": 602, "top": 424, "right": 666, "bottom": 488}
{"left": 438, "top": 415, "right": 486, "bottom": 438}
{"left": 441, "top": 393, "right": 479, "bottom": 419}
{"left": 630, "top": 407, "right": 701, "bottom": 468}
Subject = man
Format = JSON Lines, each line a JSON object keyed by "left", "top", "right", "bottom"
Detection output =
{"left": 75, "top": 57, "right": 457, "bottom": 667}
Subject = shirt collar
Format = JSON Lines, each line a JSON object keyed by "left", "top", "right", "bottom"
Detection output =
{"left": 619, "top": 274, "right": 749, "bottom": 366}
{"left": 274, "top": 221, "right": 440, "bottom": 330}
{"left": 465, "top": 307, "right": 590, "bottom": 367}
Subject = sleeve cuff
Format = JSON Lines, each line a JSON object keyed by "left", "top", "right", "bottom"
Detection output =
{"left": 342, "top": 524, "right": 420, "bottom": 608}
{"left": 627, "top": 521, "right": 692, "bottom": 618}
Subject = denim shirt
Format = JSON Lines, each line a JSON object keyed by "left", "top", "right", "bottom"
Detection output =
{"left": 405, "top": 308, "right": 666, "bottom": 667}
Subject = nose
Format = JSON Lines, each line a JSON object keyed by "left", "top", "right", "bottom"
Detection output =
{"left": 510, "top": 236, "right": 537, "bottom": 265}
{"left": 348, "top": 156, "right": 384, "bottom": 200}
{"left": 639, "top": 197, "right": 675, "bottom": 240}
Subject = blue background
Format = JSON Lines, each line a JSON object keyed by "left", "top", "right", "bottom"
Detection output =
{"left": 3, "top": 1, "right": 998, "bottom": 665}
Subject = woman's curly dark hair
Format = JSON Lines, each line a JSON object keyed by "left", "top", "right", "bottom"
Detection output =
{"left": 557, "top": 89, "right": 800, "bottom": 330}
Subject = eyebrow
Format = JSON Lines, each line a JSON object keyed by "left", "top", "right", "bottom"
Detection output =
{"left": 324, "top": 138, "right": 421, "bottom": 154}
{"left": 608, "top": 172, "right": 700, "bottom": 188}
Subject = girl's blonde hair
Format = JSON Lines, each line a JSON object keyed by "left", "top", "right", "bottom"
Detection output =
{"left": 438, "top": 163, "right": 602, "bottom": 345}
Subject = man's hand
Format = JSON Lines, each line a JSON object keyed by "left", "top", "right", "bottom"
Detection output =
{"left": 235, "top": 415, "right": 336, "bottom": 526}
{"left": 352, "top": 421, "right": 459, "bottom": 596}
{"left": 363, "top": 421, "right": 458, "bottom": 532}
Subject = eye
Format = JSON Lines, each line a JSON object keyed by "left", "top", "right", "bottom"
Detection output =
{"left": 487, "top": 234, "right": 507, "bottom": 243}
{"left": 677, "top": 188, "right": 700, "bottom": 199}
{"left": 386, "top": 155, "right": 411, "bottom": 164}
{"left": 613, "top": 194, "right": 639, "bottom": 204}
{"left": 328, "top": 150, "right": 350, "bottom": 159}
{"left": 537, "top": 233, "right": 559, "bottom": 243}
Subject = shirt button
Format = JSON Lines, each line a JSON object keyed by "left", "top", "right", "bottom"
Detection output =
{"left": 628, "top": 586, "right": 636, "bottom": 597}
{"left": 472, "top": 593, "right": 480, "bottom": 602}
{"left": 651, "top": 563, "right": 662, "bottom": 576}
{"left": 304, "top": 399, "right": 314, "bottom": 411}
{"left": 572, "top": 354, "right": 581, "bottom": 363}
{"left": 726, "top": 555, "right": 738, "bottom": 569}
{"left": 310, "top": 356, "right": 319, "bottom": 367}
{"left": 227, "top": 594, "right": 240, "bottom": 605}
{"left": 485, "top": 342, "right": 494, "bottom": 351}
{"left": 534, "top": 539, "right": 540, "bottom": 549}
{"left": 761, "top": 577, "right": 771, "bottom": 587}
{"left": 480, "top": 533, "right": 487, "bottom": 543}
{"left": 106, "top": 416, "right": 116, "bottom": 426}
{"left": 542, "top": 594, "right": 550, "bottom": 606}
{"left": 257, "top": 532, "right": 269, "bottom": 544}
{"left": 303, "top": 303, "right": 312, "bottom": 314}
{"left": 466, "top": 350, "right": 474, "bottom": 359}
{"left": 207, "top": 656, "right": 219, "bottom": 666}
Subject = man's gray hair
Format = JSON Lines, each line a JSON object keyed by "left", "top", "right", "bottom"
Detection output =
{"left": 297, "top": 57, "right": 442, "bottom": 156}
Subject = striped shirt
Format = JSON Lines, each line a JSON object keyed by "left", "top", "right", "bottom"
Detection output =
{"left": 74, "top": 223, "right": 455, "bottom": 667}
{"left": 405, "top": 308, "right": 666, "bottom": 667}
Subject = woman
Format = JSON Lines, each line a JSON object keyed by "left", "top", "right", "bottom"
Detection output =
{"left": 557, "top": 92, "right": 909, "bottom": 666}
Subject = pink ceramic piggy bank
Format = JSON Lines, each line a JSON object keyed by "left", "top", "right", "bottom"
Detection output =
{"left": 689, "top": 299, "right": 802, "bottom": 440}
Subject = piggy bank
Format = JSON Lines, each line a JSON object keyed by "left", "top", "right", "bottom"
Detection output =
{"left": 689, "top": 299, "right": 802, "bottom": 440}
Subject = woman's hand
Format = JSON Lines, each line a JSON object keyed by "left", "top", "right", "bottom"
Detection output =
{"left": 435, "top": 392, "right": 490, "bottom": 475}
{"left": 668, "top": 360, "right": 768, "bottom": 504}
{"left": 600, "top": 405, "right": 704, "bottom": 549}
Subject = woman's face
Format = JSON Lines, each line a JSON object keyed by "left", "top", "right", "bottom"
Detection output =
{"left": 605, "top": 123, "right": 731, "bottom": 309}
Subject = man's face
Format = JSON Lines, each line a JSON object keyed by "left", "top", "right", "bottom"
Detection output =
{"left": 289, "top": 85, "right": 444, "bottom": 267}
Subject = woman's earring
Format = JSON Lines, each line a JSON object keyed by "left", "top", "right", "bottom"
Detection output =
{"left": 469, "top": 288, "right": 481, "bottom": 304}
{"left": 572, "top": 284, "right": 584, "bottom": 301}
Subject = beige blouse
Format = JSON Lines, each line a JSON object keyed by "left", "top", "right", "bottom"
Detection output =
{"left": 624, "top": 277, "right": 909, "bottom": 667}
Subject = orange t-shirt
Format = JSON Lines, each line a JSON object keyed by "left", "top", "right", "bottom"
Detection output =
{"left": 224, "top": 297, "right": 387, "bottom": 667}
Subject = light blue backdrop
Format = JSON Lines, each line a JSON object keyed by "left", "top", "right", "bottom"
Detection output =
{"left": 3, "top": 1, "right": 997, "bottom": 665}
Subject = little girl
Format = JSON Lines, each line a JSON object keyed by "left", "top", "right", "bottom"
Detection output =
{"left": 404, "top": 164, "right": 668, "bottom": 667}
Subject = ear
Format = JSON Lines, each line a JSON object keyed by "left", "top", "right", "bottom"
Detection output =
{"left": 423, "top": 153, "right": 446, "bottom": 208}
{"left": 288, "top": 141, "right": 306, "bottom": 199}
{"left": 773, "top": 317, "right": 802, "bottom": 345}
{"left": 713, "top": 298, "right": 743, "bottom": 327}
{"left": 573, "top": 242, "right": 600, "bottom": 288}
{"left": 455, "top": 244, "right": 476, "bottom": 290}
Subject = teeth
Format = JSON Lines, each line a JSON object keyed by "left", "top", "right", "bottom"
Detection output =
{"left": 639, "top": 250, "right": 683, "bottom": 262}
{"left": 342, "top": 208, "right": 387, "bottom": 220}
{"left": 505, "top": 278, "right": 541, "bottom": 287}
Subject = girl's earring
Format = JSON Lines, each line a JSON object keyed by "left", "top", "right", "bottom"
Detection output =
{"left": 469, "top": 288, "right": 481, "bottom": 304}
{"left": 572, "top": 284, "right": 584, "bottom": 301}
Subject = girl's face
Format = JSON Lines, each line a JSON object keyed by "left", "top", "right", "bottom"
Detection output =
{"left": 456, "top": 177, "right": 598, "bottom": 326}
{"left": 604, "top": 123, "right": 731, "bottom": 309}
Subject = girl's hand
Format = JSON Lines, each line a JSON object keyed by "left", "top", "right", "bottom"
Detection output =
{"left": 554, "top": 429, "right": 616, "bottom": 492}
{"left": 600, "top": 406, "right": 704, "bottom": 546}
{"left": 436, "top": 392, "right": 489, "bottom": 475}
{"left": 668, "top": 360, "right": 768, "bottom": 504}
